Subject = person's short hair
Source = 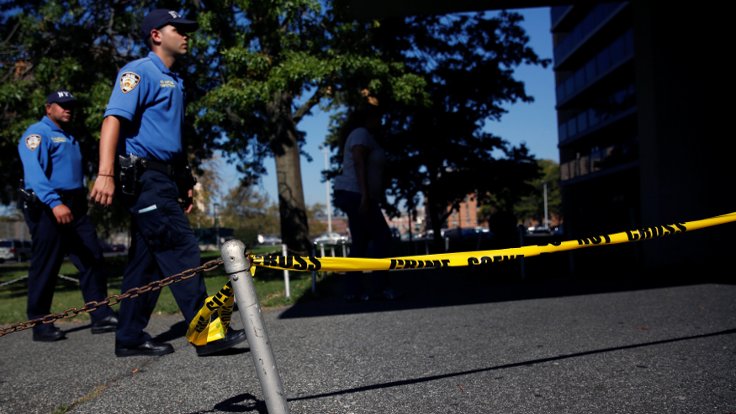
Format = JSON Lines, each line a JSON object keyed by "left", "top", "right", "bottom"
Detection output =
{"left": 46, "top": 90, "right": 76, "bottom": 105}
{"left": 141, "top": 9, "right": 198, "bottom": 39}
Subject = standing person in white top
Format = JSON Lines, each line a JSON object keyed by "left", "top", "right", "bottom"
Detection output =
{"left": 333, "top": 103, "right": 396, "bottom": 302}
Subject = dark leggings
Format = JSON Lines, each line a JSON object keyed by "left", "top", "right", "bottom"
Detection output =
{"left": 333, "top": 190, "right": 392, "bottom": 296}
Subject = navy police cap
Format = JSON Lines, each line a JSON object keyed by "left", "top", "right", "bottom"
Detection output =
{"left": 46, "top": 90, "right": 76, "bottom": 105}
{"left": 141, "top": 9, "right": 198, "bottom": 38}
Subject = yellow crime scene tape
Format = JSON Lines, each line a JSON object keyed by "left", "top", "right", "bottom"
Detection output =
{"left": 186, "top": 210, "right": 736, "bottom": 344}
{"left": 251, "top": 210, "right": 736, "bottom": 273}
{"left": 187, "top": 280, "right": 238, "bottom": 346}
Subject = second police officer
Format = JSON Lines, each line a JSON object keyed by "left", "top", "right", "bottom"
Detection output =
{"left": 90, "top": 9, "right": 246, "bottom": 357}
{"left": 18, "top": 89, "right": 118, "bottom": 342}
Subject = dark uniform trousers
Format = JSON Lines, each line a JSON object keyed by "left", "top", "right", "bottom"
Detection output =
{"left": 23, "top": 189, "right": 114, "bottom": 326}
{"left": 116, "top": 169, "right": 206, "bottom": 347}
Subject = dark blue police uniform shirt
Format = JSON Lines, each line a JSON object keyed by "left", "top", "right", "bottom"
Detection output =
{"left": 104, "top": 52, "right": 185, "bottom": 162}
{"left": 18, "top": 116, "right": 83, "bottom": 208}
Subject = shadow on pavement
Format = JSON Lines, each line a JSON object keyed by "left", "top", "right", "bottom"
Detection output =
{"left": 285, "top": 327, "right": 736, "bottom": 402}
{"left": 152, "top": 320, "right": 188, "bottom": 342}
{"left": 184, "top": 392, "right": 267, "bottom": 414}
{"left": 279, "top": 261, "right": 728, "bottom": 319}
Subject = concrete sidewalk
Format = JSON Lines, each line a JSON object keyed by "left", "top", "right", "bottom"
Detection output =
{"left": 1, "top": 277, "right": 736, "bottom": 414}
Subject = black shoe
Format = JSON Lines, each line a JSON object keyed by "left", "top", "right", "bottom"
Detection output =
{"left": 194, "top": 328, "right": 247, "bottom": 356}
{"left": 91, "top": 314, "right": 119, "bottom": 334}
{"left": 115, "top": 340, "right": 174, "bottom": 357}
{"left": 32, "top": 325, "right": 66, "bottom": 342}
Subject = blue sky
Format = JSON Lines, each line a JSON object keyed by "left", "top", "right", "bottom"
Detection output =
{"left": 223, "top": 7, "right": 558, "bottom": 207}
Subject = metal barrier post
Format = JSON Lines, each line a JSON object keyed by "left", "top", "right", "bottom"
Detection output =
{"left": 281, "top": 243, "right": 290, "bottom": 298}
{"left": 220, "top": 240, "right": 289, "bottom": 414}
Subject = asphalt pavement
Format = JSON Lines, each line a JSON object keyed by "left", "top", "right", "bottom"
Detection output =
{"left": 1, "top": 270, "right": 736, "bottom": 414}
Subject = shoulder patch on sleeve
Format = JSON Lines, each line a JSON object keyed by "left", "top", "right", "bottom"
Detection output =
{"left": 25, "top": 134, "right": 42, "bottom": 151}
{"left": 119, "top": 71, "right": 141, "bottom": 93}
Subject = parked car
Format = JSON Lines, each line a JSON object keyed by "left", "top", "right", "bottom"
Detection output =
{"left": 526, "top": 226, "right": 553, "bottom": 236}
{"left": 312, "top": 232, "right": 350, "bottom": 245}
{"left": 0, "top": 239, "right": 32, "bottom": 263}
{"left": 257, "top": 234, "right": 283, "bottom": 246}
{"left": 419, "top": 228, "right": 447, "bottom": 240}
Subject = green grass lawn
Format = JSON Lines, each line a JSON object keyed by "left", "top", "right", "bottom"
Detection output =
{"left": 0, "top": 246, "right": 324, "bottom": 326}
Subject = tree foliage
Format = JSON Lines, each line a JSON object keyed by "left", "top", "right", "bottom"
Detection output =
{"left": 0, "top": 0, "right": 146, "bottom": 204}
{"left": 511, "top": 158, "right": 562, "bottom": 226}
{"left": 326, "top": 11, "right": 548, "bottom": 250}
{"left": 216, "top": 183, "right": 279, "bottom": 246}
{"left": 0, "top": 0, "right": 423, "bottom": 251}
{"left": 0, "top": 0, "right": 154, "bottom": 236}
{"left": 187, "top": 0, "right": 428, "bottom": 252}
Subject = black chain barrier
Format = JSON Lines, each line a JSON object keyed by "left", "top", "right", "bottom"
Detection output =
{"left": 0, "top": 258, "right": 224, "bottom": 337}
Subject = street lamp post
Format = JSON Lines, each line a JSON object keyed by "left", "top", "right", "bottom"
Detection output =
{"left": 213, "top": 202, "right": 221, "bottom": 251}
{"left": 323, "top": 146, "right": 333, "bottom": 235}
{"left": 543, "top": 182, "right": 549, "bottom": 229}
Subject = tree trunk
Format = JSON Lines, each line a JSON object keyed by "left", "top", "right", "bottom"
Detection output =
{"left": 275, "top": 134, "right": 310, "bottom": 254}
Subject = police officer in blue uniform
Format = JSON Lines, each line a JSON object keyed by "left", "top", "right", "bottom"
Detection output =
{"left": 18, "top": 90, "right": 118, "bottom": 342}
{"left": 91, "top": 9, "right": 246, "bottom": 357}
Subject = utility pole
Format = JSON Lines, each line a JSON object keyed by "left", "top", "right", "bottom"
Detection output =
{"left": 214, "top": 202, "right": 221, "bottom": 251}
{"left": 323, "top": 146, "right": 333, "bottom": 235}
{"left": 543, "top": 182, "right": 549, "bottom": 228}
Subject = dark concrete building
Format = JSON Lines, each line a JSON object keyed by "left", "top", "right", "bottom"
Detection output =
{"left": 552, "top": 1, "right": 735, "bottom": 275}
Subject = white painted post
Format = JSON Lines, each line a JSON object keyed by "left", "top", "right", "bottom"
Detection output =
{"left": 281, "top": 243, "right": 290, "bottom": 298}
